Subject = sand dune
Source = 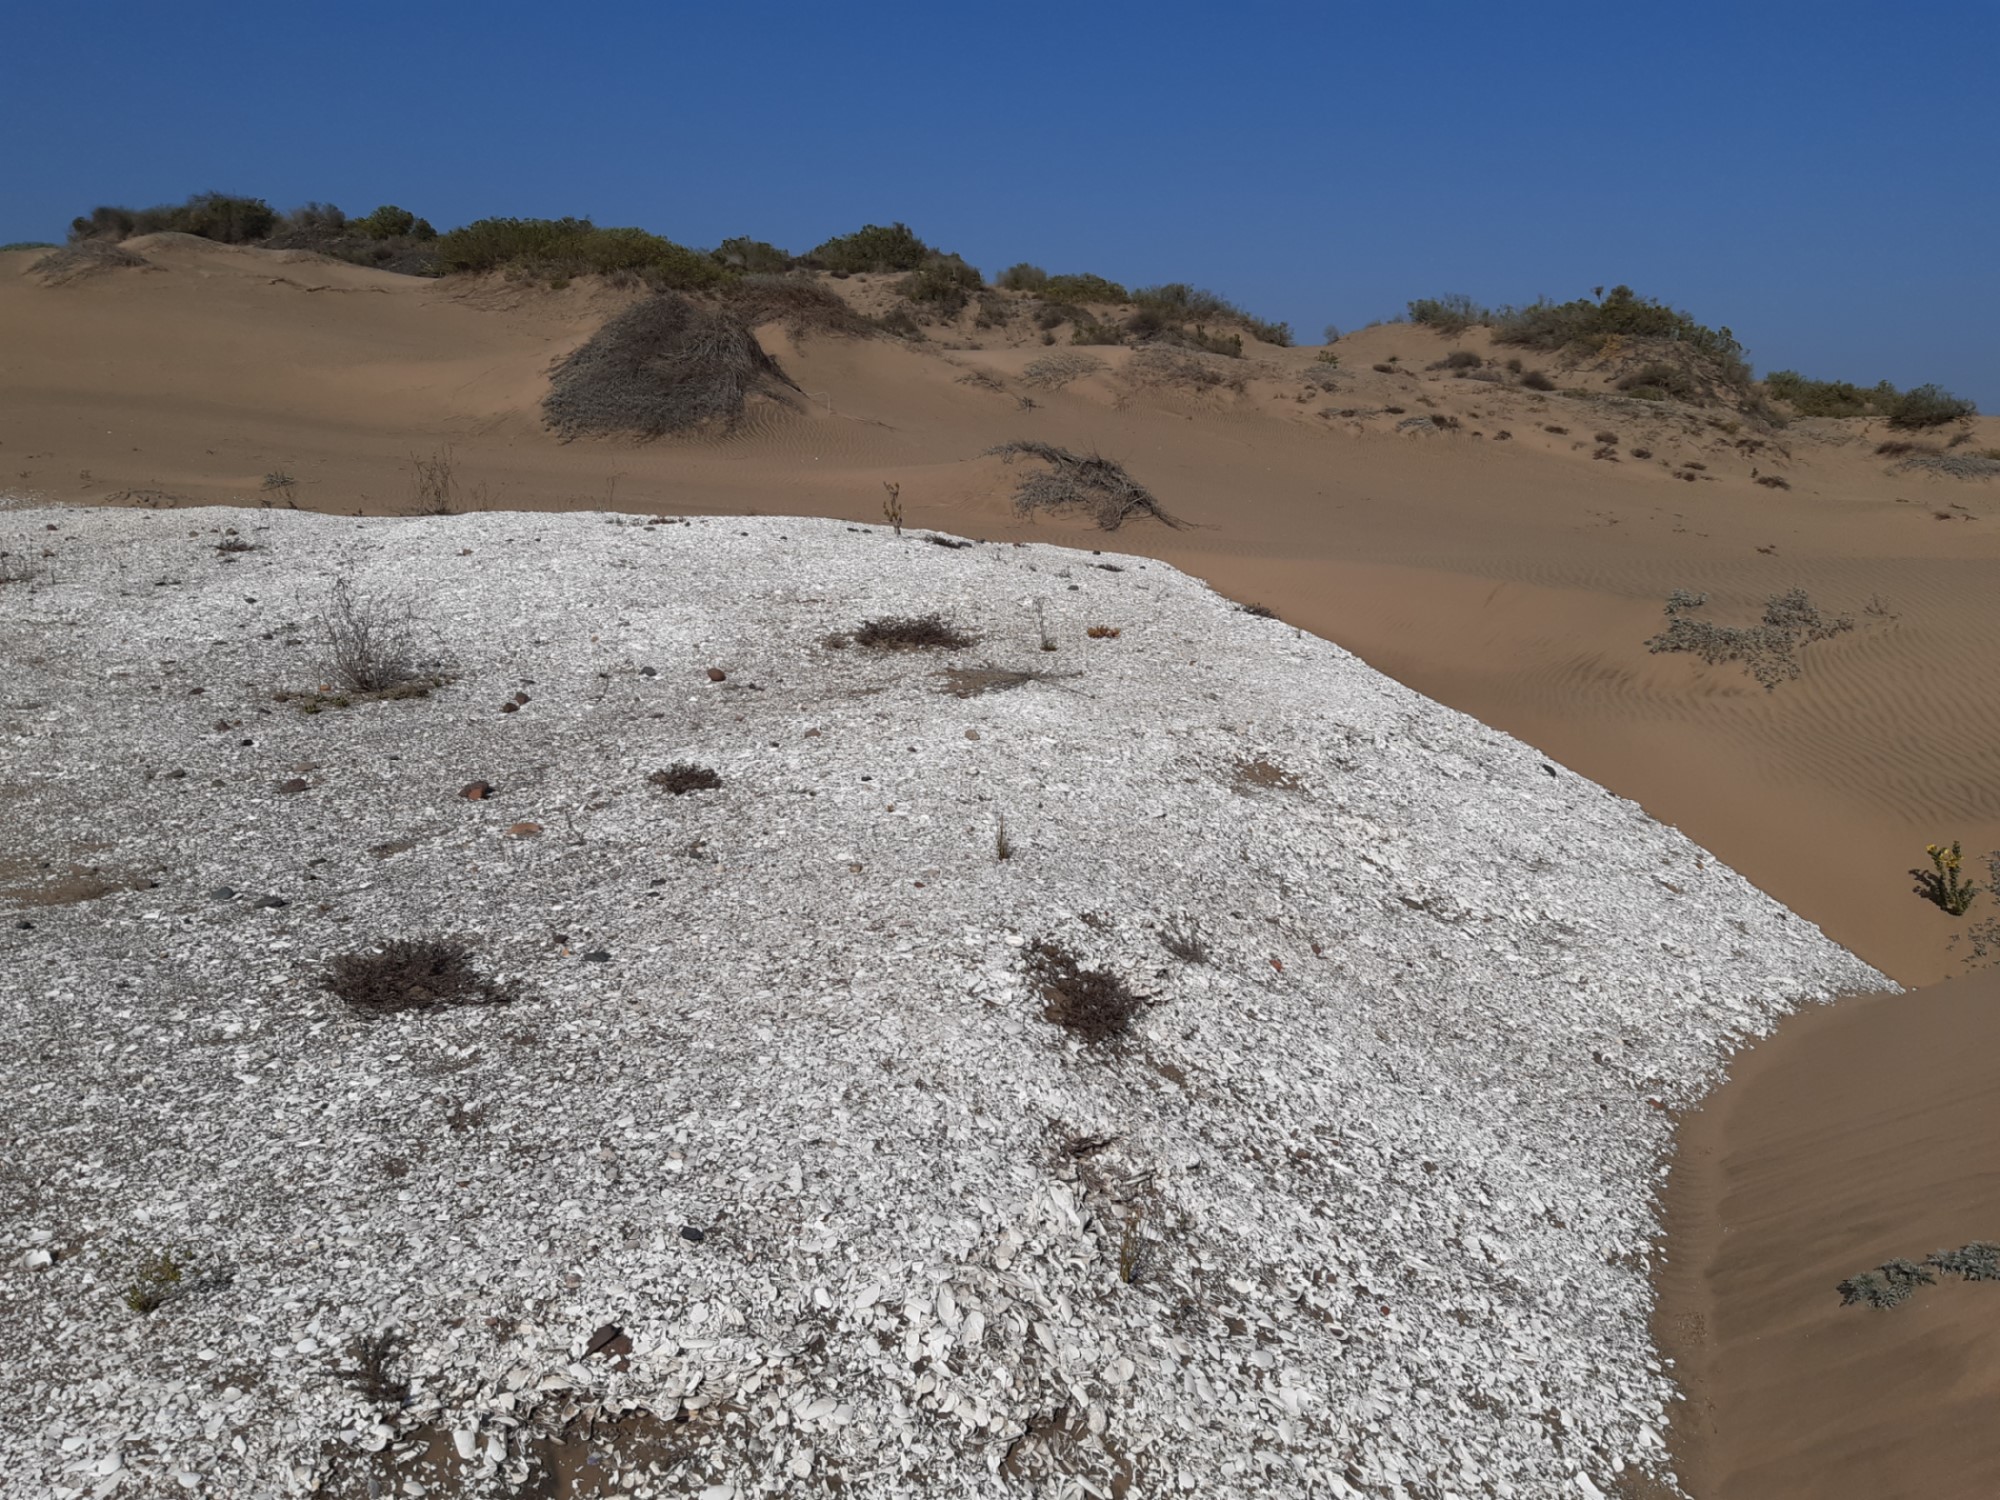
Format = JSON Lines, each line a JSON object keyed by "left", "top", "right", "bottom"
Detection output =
{"left": 6, "top": 233, "right": 2000, "bottom": 1491}
{"left": 4, "top": 238, "right": 1994, "bottom": 987}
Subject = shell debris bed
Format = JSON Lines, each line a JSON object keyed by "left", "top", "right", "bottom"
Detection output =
{"left": 0, "top": 507, "right": 1884, "bottom": 1498}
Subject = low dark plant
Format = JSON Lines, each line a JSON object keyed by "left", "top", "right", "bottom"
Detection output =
{"left": 1839, "top": 1258, "right": 1934, "bottom": 1309}
{"left": 649, "top": 763, "right": 723, "bottom": 795}
{"left": 1041, "top": 273, "right": 1129, "bottom": 305}
{"left": 1929, "top": 1242, "right": 2000, "bottom": 1280}
{"left": 1755, "top": 474, "right": 1791, "bottom": 489}
{"left": 997, "top": 262, "right": 1049, "bottom": 291}
{"left": 1025, "top": 939, "right": 1144, "bottom": 1044}
{"left": 853, "top": 613, "right": 973, "bottom": 650}
{"left": 1437, "top": 350, "right": 1484, "bottom": 370}
{"left": 711, "top": 236, "right": 793, "bottom": 273}
{"left": 901, "top": 254, "right": 983, "bottom": 313}
{"left": 1157, "top": 918, "right": 1209, "bottom": 964}
{"left": 1519, "top": 369, "right": 1556, "bottom": 391}
{"left": 1646, "top": 586, "right": 1852, "bottom": 691}
{"left": 326, "top": 937, "right": 515, "bottom": 1014}
{"left": 123, "top": 1249, "right": 192, "bottom": 1315}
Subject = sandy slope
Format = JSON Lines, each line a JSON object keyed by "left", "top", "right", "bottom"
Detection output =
{"left": 1657, "top": 966, "right": 2000, "bottom": 1499}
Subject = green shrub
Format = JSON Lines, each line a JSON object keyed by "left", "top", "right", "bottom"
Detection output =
{"left": 1913, "top": 841, "right": 1979, "bottom": 915}
{"left": 283, "top": 202, "right": 347, "bottom": 233}
{"left": 1887, "top": 383, "right": 1977, "bottom": 430}
{"left": 900, "top": 254, "right": 983, "bottom": 312}
{"left": 1617, "top": 362, "right": 1697, "bottom": 400}
{"left": 997, "top": 262, "right": 1049, "bottom": 291}
{"left": 0, "top": 241, "right": 57, "bottom": 251}
{"left": 351, "top": 205, "right": 434, "bottom": 240}
{"left": 434, "top": 217, "right": 725, "bottom": 288}
{"left": 1493, "top": 285, "right": 1749, "bottom": 386}
{"left": 808, "top": 221, "right": 933, "bottom": 273}
{"left": 1041, "top": 272, "right": 1129, "bottom": 304}
{"left": 1133, "top": 282, "right": 1234, "bottom": 319}
{"left": 1244, "top": 316, "right": 1293, "bottom": 346}
{"left": 1764, "top": 369, "right": 1893, "bottom": 418}
{"left": 712, "top": 236, "right": 792, "bottom": 273}
{"left": 1072, "top": 320, "right": 1124, "bottom": 345}
{"left": 1408, "top": 294, "right": 1491, "bottom": 335}
{"left": 71, "top": 191, "right": 277, "bottom": 245}
{"left": 1438, "top": 349, "right": 1484, "bottom": 370}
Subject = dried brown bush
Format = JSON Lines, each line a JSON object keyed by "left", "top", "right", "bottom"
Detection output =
{"left": 1021, "top": 352, "right": 1104, "bottom": 389}
{"left": 30, "top": 241, "right": 150, "bottom": 286}
{"left": 987, "top": 441, "right": 1180, "bottom": 531}
{"left": 544, "top": 292, "right": 797, "bottom": 439}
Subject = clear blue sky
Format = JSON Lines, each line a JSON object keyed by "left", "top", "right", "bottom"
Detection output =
{"left": 7, "top": 1, "right": 1995, "bottom": 405}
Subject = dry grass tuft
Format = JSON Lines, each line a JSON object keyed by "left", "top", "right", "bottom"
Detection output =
{"left": 987, "top": 441, "right": 1180, "bottom": 531}
{"left": 326, "top": 937, "right": 516, "bottom": 1015}
{"left": 544, "top": 292, "right": 797, "bottom": 440}
{"left": 321, "top": 575, "right": 423, "bottom": 693}
{"left": 30, "top": 241, "right": 150, "bottom": 286}
{"left": 1020, "top": 352, "right": 1104, "bottom": 389}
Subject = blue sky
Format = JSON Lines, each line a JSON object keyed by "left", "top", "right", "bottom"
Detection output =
{"left": 7, "top": 1, "right": 1995, "bottom": 405}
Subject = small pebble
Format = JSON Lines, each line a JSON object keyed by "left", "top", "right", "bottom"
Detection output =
{"left": 209, "top": 887, "right": 236, "bottom": 901}
{"left": 679, "top": 1226, "right": 705, "bottom": 1244}
{"left": 252, "top": 895, "right": 288, "bottom": 910}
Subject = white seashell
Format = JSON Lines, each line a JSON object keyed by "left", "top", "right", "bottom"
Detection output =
{"left": 451, "top": 1428, "right": 478, "bottom": 1461}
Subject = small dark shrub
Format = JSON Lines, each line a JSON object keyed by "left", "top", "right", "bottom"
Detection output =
{"left": 1072, "top": 320, "right": 1124, "bottom": 346}
{"left": 1519, "top": 369, "right": 1556, "bottom": 391}
{"left": 1243, "top": 317, "right": 1293, "bottom": 347}
{"left": 711, "top": 236, "right": 792, "bottom": 273}
{"left": 326, "top": 937, "right": 515, "bottom": 1014}
{"left": 998, "top": 263, "right": 1049, "bottom": 291}
{"left": 1886, "top": 383, "right": 1977, "bottom": 430}
{"left": 901, "top": 254, "right": 983, "bottom": 313}
{"left": 1594, "top": 430, "right": 1619, "bottom": 444}
{"left": 436, "top": 218, "right": 723, "bottom": 287}
{"left": 351, "top": 205, "right": 434, "bottom": 241}
{"left": 1407, "top": 295, "right": 1491, "bottom": 335}
{"left": 1025, "top": 939, "right": 1143, "bottom": 1044}
{"left": 649, "top": 762, "right": 723, "bottom": 795}
{"left": 718, "top": 274, "right": 870, "bottom": 337}
{"left": 1755, "top": 474, "right": 1791, "bottom": 489}
{"left": 1238, "top": 602, "right": 1278, "bottom": 619}
{"left": 1033, "top": 302, "right": 1067, "bottom": 331}
{"left": 1617, "top": 362, "right": 1696, "bottom": 400}
{"left": 1041, "top": 272, "right": 1129, "bottom": 304}
{"left": 1372, "top": 362, "right": 1396, "bottom": 374}
{"left": 853, "top": 613, "right": 973, "bottom": 650}
{"left": 1437, "top": 350, "right": 1484, "bottom": 370}
{"left": 1631, "top": 446, "right": 1652, "bottom": 459}
{"left": 1544, "top": 424, "right": 1568, "bottom": 435}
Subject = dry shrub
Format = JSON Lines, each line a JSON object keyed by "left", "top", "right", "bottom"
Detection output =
{"left": 327, "top": 937, "right": 515, "bottom": 1014}
{"left": 30, "top": 241, "right": 150, "bottom": 286}
{"left": 987, "top": 441, "right": 1180, "bottom": 531}
{"left": 853, "top": 614, "right": 973, "bottom": 650}
{"left": 1026, "top": 940, "right": 1144, "bottom": 1044}
{"left": 717, "top": 274, "right": 871, "bottom": 337}
{"left": 648, "top": 763, "right": 723, "bottom": 794}
{"left": 1021, "top": 352, "right": 1103, "bottom": 389}
{"left": 544, "top": 292, "right": 797, "bottom": 439}
{"left": 1124, "top": 345, "right": 1240, "bottom": 392}
{"left": 321, "top": 575, "right": 421, "bottom": 693}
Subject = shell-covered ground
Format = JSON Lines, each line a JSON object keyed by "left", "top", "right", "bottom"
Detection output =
{"left": 0, "top": 507, "right": 1884, "bottom": 1498}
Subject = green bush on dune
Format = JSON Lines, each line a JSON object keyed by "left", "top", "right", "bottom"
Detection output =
{"left": 434, "top": 217, "right": 727, "bottom": 288}
{"left": 71, "top": 191, "right": 278, "bottom": 245}
{"left": 807, "top": 221, "right": 935, "bottom": 273}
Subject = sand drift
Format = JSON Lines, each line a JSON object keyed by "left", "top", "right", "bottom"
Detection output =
{"left": 0, "top": 508, "right": 1883, "bottom": 1497}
